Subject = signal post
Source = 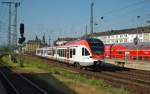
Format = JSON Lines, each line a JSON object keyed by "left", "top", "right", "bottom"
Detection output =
{"left": 18, "top": 23, "right": 25, "bottom": 67}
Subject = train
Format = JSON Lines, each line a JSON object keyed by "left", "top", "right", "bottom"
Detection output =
{"left": 36, "top": 37, "right": 105, "bottom": 68}
{"left": 105, "top": 42, "right": 150, "bottom": 61}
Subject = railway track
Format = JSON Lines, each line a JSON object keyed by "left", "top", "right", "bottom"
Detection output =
{"left": 61, "top": 64, "right": 150, "bottom": 94}
{"left": 0, "top": 64, "right": 48, "bottom": 94}
{"left": 31, "top": 55, "right": 150, "bottom": 94}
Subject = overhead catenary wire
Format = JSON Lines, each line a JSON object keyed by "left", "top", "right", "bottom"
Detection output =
{"left": 94, "top": 0, "right": 150, "bottom": 32}
{"left": 100, "top": 0, "right": 150, "bottom": 17}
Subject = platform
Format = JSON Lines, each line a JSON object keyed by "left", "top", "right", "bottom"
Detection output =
{"left": 104, "top": 58, "right": 150, "bottom": 71}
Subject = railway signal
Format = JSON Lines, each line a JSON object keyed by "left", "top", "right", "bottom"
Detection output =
{"left": 18, "top": 23, "right": 25, "bottom": 67}
{"left": 18, "top": 37, "right": 25, "bottom": 44}
{"left": 20, "top": 23, "right": 24, "bottom": 36}
{"left": 18, "top": 23, "right": 25, "bottom": 44}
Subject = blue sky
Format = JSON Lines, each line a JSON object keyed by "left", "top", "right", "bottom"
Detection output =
{"left": 0, "top": 0, "right": 150, "bottom": 45}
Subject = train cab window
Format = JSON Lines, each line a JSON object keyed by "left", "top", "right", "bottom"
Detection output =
{"left": 85, "top": 48, "right": 90, "bottom": 56}
{"left": 82, "top": 48, "right": 90, "bottom": 56}
{"left": 86, "top": 38, "right": 104, "bottom": 54}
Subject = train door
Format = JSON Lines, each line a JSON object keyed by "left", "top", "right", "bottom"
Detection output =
{"left": 66, "top": 48, "right": 70, "bottom": 64}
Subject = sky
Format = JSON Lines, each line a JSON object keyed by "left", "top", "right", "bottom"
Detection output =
{"left": 0, "top": 0, "right": 150, "bottom": 45}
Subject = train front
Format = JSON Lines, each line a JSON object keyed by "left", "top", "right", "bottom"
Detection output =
{"left": 86, "top": 38, "right": 105, "bottom": 67}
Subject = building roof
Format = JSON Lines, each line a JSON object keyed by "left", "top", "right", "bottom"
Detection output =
{"left": 26, "top": 39, "right": 48, "bottom": 46}
{"left": 89, "top": 25, "right": 150, "bottom": 37}
{"left": 27, "top": 40, "right": 42, "bottom": 44}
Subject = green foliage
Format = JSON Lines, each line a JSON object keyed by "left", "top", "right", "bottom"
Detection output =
{"left": 0, "top": 55, "right": 18, "bottom": 68}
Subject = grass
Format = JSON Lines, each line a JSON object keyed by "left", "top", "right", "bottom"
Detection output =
{"left": 0, "top": 55, "right": 130, "bottom": 94}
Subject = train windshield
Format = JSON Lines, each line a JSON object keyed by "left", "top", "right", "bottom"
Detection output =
{"left": 86, "top": 38, "right": 104, "bottom": 54}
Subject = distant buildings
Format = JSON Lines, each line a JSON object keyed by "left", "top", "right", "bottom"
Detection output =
{"left": 91, "top": 26, "right": 150, "bottom": 44}
{"left": 55, "top": 26, "right": 150, "bottom": 45}
{"left": 25, "top": 35, "right": 47, "bottom": 52}
{"left": 25, "top": 25, "right": 150, "bottom": 52}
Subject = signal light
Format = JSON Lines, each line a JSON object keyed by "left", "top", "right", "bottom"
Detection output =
{"left": 19, "top": 23, "right": 25, "bottom": 44}
{"left": 20, "top": 23, "right": 24, "bottom": 34}
{"left": 18, "top": 37, "right": 25, "bottom": 44}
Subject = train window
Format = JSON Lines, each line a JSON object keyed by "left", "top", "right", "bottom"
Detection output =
{"left": 61, "top": 49, "right": 62, "bottom": 57}
{"left": 82, "top": 48, "right": 90, "bottom": 56}
{"left": 85, "top": 48, "right": 90, "bottom": 56}
{"left": 57, "top": 49, "right": 60, "bottom": 56}
{"left": 63, "top": 49, "right": 64, "bottom": 57}
{"left": 60, "top": 49, "right": 62, "bottom": 57}
{"left": 44, "top": 50, "right": 47, "bottom": 54}
{"left": 73, "top": 49, "right": 75, "bottom": 55}
{"left": 82, "top": 48, "right": 84, "bottom": 56}
{"left": 62, "top": 49, "right": 63, "bottom": 57}
{"left": 70, "top": 49, "right": 72, "bottom": 58}
{"left": 118, "top": 51, "right": 122, "bottom": 54}
{"left": 65, "top": 49, "right": 67, "bottom": 57}
{"left": 64, "top": 49, "right": 66, "bottom": 57}
{"left": 47, "top": 50, "right": 51, "bottom": 55}
{"left": 41, "top": 50, "right": 43, "bottom": 54}
{"left": 37, "top": 50, "right": 40, "bottom": 54}
{"left": 57, "top": 50, "right": 59, "bottom": 55}
{"left": 59, "top": 49, "right": 61, "bottom": 56}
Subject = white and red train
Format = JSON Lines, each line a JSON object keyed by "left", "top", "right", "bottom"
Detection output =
{"left": 36, "top": 38, "right": 105, "bottom": 67}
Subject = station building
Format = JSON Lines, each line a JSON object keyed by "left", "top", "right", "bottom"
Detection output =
{"left": 25, "top": 36, "right": 47, "bottom": 52}
{"left": 90, "top": 26, "right": 150, "bottom": 44}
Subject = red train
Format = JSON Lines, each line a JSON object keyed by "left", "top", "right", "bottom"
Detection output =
{"left": 105, "top": 43, "right": 150, "bottom": 61}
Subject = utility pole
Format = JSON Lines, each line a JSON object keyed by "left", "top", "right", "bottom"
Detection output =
{"left": 90, "top": 0, "right": 94, "bottom": 34}
{"left": 85, "top": 24, "right": 88, "bottom": 36}
{"left": 49, "top": 35, "right": 51, "bottom": 46}
{"left": 1, "top": 1, "right": 20, "bottom": 49}
{"left": 14, "top": 2, "right": 20, "bottom": 47}
{"left": 1, "top": 1, "right": 13, "bottom": 48}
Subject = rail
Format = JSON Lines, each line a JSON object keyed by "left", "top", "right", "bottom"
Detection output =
{"left": 0, "top": 64, "right": 48, "bottom": 94}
